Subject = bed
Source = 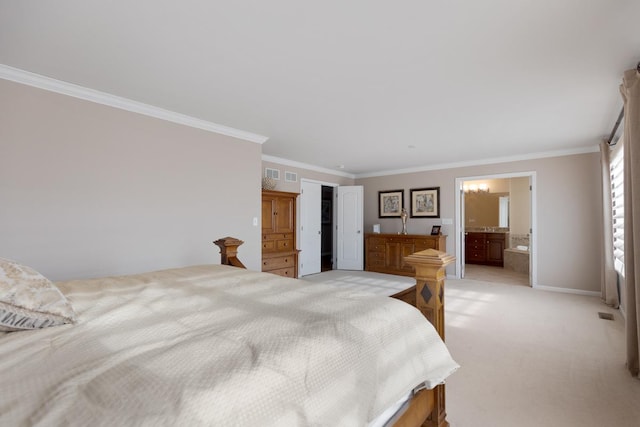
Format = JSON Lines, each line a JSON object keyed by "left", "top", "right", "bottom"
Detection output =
{"left": 0, "top": 237, "right": 457, "bottom": 426}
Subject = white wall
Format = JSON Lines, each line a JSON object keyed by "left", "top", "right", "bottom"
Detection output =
{"left": 0, "top": 79, "right": 263, "bottom": 281}
{"left": 356, "top": 152, "right": 602, "bottom": 293}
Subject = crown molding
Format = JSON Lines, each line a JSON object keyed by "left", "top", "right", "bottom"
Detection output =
{"left": 261, "top": 155, "right": 356, "bottom": 179}
{"left": 354, "top": 145, "right": 600, "bottom": 179}
{"left": 0, "top": 64, "right": 268, "bottom": 144}
{"left": 263, "top": 145, "right": 598, "bottom": 180}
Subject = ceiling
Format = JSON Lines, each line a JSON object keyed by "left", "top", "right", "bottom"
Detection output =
{"left": 1, "top": 1, "right": 638, "bottom": 176}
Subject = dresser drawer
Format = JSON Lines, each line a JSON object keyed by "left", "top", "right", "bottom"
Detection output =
{"left": 468, "top": 243, "right": 486, "bottom": 251}
{"left": 367, "top": 259, "right": 386, "bottom": 268}
{"left": 414, "top": 240, "right": 436, "bottom": 251}
{"left": 368, "top": 251, "right": 385, "bottom": 261}
{"left": 466, "top": 233, "right": 486, "bottom": 245}
{"left": 368, "top": 243, "right": 385, "bottom": 252}
{"left": 267, "top": 267, "right": 296, "bottom": 278}
{"left": 262, "top": 235, "right": 293, "bottom": 252}
{"left": 368, "top": 238, "right": 385, "bottom": 246}
{"left": 276, "top": 239, "right": 294, "bottom": 251}
{"left": 263, "top": 233, "right": 293, "bottom": 241}
{"left": 262, "top": 254, "right": 296, "bottom": 270}
{"left": 467, "top": 249, "right": 485, "bottom": 260}
{"left": 386, "top": 237, "right": 404, "bottom": 243}
{"left": 262, "top": 240, "right": 275, "bottom": 251}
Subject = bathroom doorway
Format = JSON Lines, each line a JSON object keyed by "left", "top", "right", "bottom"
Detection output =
{"left": 454, "top": 172, "right": 536, "bottom": 287}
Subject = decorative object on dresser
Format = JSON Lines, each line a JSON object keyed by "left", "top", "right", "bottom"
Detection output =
{"left": 378, "top": 189, "right": 404, "bottom": 218}
{"left": 400, "top": 208, "right": 408, "bottom": 234}
{"left": 464, "top": 231, "right": 507, "bottom": 267}
{"left": 365, "top": 233, "right": 446, "bottom": 277}
{"left": 261, "top": 176, "right": 277, "bottom": 190}
{"left": 410, "top": 187, "right": 440, "bottom": 218}
{"left": 431, "top": 225, "right": 442, "bottom": 235}
{"left": 261, "top": 189, "right": 300, "bottom": 278}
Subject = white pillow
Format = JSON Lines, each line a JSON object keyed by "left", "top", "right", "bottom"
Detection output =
{"left": 0, "top": 258, "right": 77, "bottom": 332}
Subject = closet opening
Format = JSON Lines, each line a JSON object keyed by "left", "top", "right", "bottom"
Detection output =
{"left": 321, "top": 185, "right": 334, "bottom": 272}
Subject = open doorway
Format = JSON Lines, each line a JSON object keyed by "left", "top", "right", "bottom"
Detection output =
{"left": 454, "top": 172, "right": 537, "bottom": 287}
{"left": 300, "top": 180, "right": 336, "bottom": 276}
{"left": 321, "top": 185, "right": 334, "bottom": 271}
{"left": 299, "top": 180, "right": 364, "bottom": 276}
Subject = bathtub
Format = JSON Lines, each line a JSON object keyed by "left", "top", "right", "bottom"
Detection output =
{"left": 504, "top": 246, "right": 529, "bottom": 274}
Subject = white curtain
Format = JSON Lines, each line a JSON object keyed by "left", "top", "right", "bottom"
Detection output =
{"left": 600, "top": 141, "right": 619, "bottom": 307}
{"left": 621, "top": 67, "right": 640, "bottom": 377}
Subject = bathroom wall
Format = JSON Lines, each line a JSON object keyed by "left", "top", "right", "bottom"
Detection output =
{"left": 509, "top": 176, "right": 531, "bottom": 240}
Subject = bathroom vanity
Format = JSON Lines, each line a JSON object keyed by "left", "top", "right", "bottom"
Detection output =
{"left": 464, "top": 231, "right": 507, "bottom": 267}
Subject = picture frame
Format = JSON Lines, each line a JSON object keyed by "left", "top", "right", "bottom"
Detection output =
{"left": 410, "top": 187, "right": 440, "bottom": 218}
{"left": 378, "top": 190, "right": 404, "bottom": 218}
{"left": 431, "top": 225, "right": 442, "bottom": 236}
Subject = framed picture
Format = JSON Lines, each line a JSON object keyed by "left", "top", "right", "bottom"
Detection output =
{"left": 378, "top": 190, "right": 404, "bottom": 218}
{"left": 431, "top": 225, "right": 441, "bottom": 236}
{"left": 410, "top": 187, "right": 440, "bottom": 218}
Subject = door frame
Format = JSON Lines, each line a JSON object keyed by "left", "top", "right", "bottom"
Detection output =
{"left": 454, "top": 171, "right": 537, "bottom": 287}
{"left": 298, "top": 179, "right": 339, "bottom": 275}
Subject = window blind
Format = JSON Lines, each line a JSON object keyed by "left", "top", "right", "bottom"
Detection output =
{"left": 610, "top": 142, "right": 624, "bottom": 275}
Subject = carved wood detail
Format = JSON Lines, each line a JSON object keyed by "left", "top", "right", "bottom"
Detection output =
{"left": 214, "top": 236, "right": 246, "bottom": 268}
{"left": 404, "top": 248, "right": 455, "bottom": 427}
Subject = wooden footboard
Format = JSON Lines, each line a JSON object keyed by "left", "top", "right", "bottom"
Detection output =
{"left": 214, "top": 237, "right": 246, "bottom": 268}
{"left": 391, "top": 249, "right": 455, "bottom": 427}
{"left": 215, "top": 238, "right": 454, "bottom": 427}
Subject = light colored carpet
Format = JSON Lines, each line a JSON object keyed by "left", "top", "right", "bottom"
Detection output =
{"left": 303, "top": 268, "right": 640, "bottom": 427}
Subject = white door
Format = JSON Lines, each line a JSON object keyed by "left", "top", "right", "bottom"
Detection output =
{"left": 337, "top": 186, "right": 363, "bottom": 270}
{"left": 300, "top": 181, "right": 322, "bottom": 276}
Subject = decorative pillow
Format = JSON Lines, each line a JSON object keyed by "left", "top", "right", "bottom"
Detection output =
{"left": 0, "top": 258, "right": 77, "bottom": 332}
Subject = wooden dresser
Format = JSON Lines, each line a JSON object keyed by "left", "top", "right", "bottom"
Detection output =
{"left": 464, "top": 232, "right": 506, "bottom": 267}
{"left": 364, "top": 233, "right": 446, "bottom": 277}
{"left": 261, "top": 190, "right": 299, "bottom": 278}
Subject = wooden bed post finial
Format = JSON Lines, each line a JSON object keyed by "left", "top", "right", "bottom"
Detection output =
{"left": 404, "top": 248, "right": 455, "bottom": 427}
{"left": 213, "top": 236, "right": 246, "bottom": 269}
{"left": 403, "top": 249, "right": 455, "bottom": 341}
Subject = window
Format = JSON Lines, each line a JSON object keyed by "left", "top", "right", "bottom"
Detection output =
{"left": 610, "top": 141, "right": 624, "bottom": 275}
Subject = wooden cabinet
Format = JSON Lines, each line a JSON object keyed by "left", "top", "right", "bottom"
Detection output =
{"left": 365, "top": 233, "right": 446, "bottom": 277}
{"left": 464, "top": 232, "right": 506, "bottom": 267}
{"left": 486, "top": 234, "right": 505, "bottom": 266}
{"left": 262, "top": 190, "right": 299, "bottom": 278}
{"left": 465, "top": 232, "right": 487, "bottom": 264}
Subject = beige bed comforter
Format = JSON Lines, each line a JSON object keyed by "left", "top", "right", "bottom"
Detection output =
{"left": 0, "top": 265, "right": 458, "bottom": 426}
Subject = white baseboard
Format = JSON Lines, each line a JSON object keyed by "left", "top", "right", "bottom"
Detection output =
{"left": 619, "top": 304, "right": 627, "bottom": 320}
{"left": 534, "top": 284, "right": 601, "bottom": 297}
